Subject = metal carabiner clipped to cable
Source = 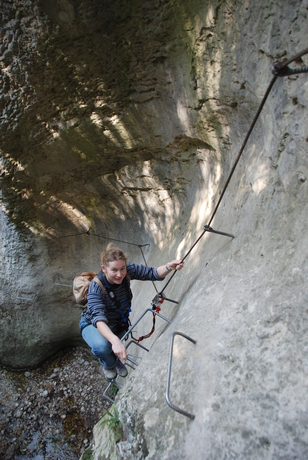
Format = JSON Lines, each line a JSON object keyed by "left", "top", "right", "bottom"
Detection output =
{"left": 151, "top": 292, "right": 166, "bottom": 310}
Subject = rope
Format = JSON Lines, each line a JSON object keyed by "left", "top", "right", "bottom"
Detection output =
{"left": 159, "top": 48, "right": 308, "bottom": 295}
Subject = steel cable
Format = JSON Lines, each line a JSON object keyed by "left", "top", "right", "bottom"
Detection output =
{"left": 159, "top": 48, "right": 308, "bottom": 295}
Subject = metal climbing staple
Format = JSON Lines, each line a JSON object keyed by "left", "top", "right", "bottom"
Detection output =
{"left": 165, "top": 331, "right": 197, "bottom": 420}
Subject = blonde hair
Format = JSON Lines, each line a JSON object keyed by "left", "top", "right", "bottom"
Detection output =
{"left": 100, "top": 243, "right": 127, "bottom": 266}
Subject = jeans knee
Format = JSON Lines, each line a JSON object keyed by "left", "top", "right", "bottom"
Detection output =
{"left": 91, "top": 341, "right": 111, "bottom": 359}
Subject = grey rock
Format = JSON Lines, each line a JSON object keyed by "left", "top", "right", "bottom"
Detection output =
{"left": 0, "top": 0, "right": 307, "bottom": 459}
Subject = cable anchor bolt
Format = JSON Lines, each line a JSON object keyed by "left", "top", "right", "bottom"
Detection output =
{"left": 204, "top": 225, "right": 234, "bottom": 239}
{"left": 272, "top": 58, "right": 308, "bottom": 77}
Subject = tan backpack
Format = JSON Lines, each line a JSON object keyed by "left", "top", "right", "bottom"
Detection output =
{"left": 73, "top": 272, "right": 105, "bottom": 305}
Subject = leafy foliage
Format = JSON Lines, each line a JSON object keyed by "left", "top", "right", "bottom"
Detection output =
{"left": 101, "top": 404, "right": 122, "bottom": 441}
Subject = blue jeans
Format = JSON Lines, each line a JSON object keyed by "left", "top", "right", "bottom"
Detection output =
{"left": 81, "top": 321, "right": 126, "bottom": 369}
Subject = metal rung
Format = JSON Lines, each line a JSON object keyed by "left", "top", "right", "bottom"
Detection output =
{"left": 126, "top": 354, "right": 140, "bottom": 369}
{"left": 103, "top": 308, "right": 172, "bottom": 403}
{"left": 166, "top": 331, "right": 197, "bottom": 420}
{"left": 127, "top": 353, "right": 142, "bottom": 360}
{"left": 127, "top": 356, "right": 139, "bottom": 366}
{"left": 125, "top": 362, "right": 136, "bottom": 370}
{"left": 126, "top": 340, "right": 150, "bottom": 352}
{"left": 103, "top": 379, "right": 122, "bottom": 403}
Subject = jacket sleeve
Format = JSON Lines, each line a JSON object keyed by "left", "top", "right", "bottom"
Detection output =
{"left": 126, "top": 262, "right": 164, "bottom": 281}
{"left": 86, "top": 280, "right": 108, "bottom": 327}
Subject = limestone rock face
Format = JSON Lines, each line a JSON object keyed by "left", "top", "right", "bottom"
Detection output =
{"left": 1, "top": 0, "right": 308, "bottom": 458}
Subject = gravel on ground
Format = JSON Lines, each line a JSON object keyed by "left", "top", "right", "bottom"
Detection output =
{"left": 0, "top": 346, "right": 115, "bottom": 459}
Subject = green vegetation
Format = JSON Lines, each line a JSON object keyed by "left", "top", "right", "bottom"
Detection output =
{"left": 101, "top": 404, "right": 122, "bottom": 442}
{"left": 112, "top": 383, "right": 119, "bottom": 395}
{"left": 80, "top": 447, "right": 93, "bottom": 460}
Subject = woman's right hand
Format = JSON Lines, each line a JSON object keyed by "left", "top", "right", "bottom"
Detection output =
{"left": 97, "top": 321, "right": 128, "bottom": 361}
{"left": 111, "top": 336, "right": 127, "bottom": 361}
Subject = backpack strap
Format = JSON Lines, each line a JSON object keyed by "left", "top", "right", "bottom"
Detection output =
{"left": 93, "top": 276, "right": 106, "bottom": 296}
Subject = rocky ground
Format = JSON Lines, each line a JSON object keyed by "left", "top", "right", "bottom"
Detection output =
{"left": 0, "top": 346, "right": 115, "bottom": 459}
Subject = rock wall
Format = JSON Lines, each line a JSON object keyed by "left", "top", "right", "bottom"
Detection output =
{"left": 1, "top": 0, "right": 308, "bottom": 458}
{"left": 0, "top": 0, "right": 225, "bottom": 368}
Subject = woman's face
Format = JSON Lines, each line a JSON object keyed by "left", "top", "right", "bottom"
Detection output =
{"left": 102, "top": 259, "right": 127, "bottom": 285}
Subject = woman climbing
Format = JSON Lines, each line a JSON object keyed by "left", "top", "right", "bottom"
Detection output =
{"left": 79, "top": 244, "right": 184, "bottom": 380}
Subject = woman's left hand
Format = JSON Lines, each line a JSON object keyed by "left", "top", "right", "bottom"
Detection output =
{"left": 157, "top": 259, "right": 185, "bottom": 278}
{"left": 168, "top": 259, "right": 184, "bottom": 271}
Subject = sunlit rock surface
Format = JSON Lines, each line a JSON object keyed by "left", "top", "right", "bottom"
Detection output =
{"left": 1, "top": 0, "right": 308, "bottom": 458}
